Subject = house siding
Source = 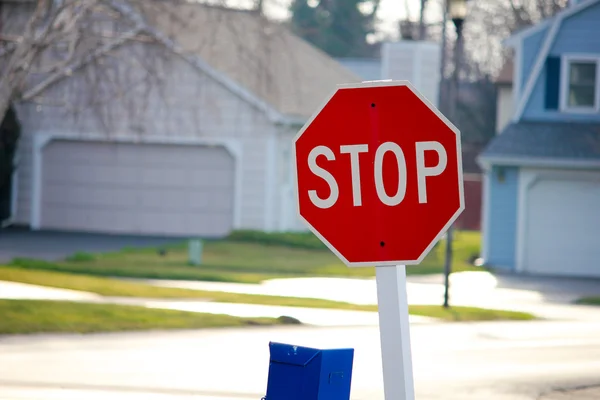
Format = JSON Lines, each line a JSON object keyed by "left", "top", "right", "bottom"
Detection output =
{"left": 496, "top": 85, "right": 514, "bottom": 133}
{"left": 552, "top": 1, "right": 600, "bottom": 54}
{"left": 13, "top": 43, "right": 275, "bottom": 231}
{"left": 275, "top": 125, "right": 306, "bottom": 232}
{"left": 521, "top": 27, "right": 548, "bottom": 94}
{"left": 486, "top": 166, "right": 519, "bottom": 269}
{"left": 522, "top": 2, "right": 600, "bottom": 121}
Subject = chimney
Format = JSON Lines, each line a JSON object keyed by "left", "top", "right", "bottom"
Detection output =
{"left": 381, "top": 41, "right": 441, "bottom": 107}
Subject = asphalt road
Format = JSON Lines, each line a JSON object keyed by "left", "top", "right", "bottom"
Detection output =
{"left": 0, "top": 229, "right": 180, "bottom": 262}
{"left": 2, "top": 320, "right": 600, "bottom": 400}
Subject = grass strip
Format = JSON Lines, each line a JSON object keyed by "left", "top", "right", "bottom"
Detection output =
{"left": 0, "top": 267, "right": 535, "bottom": 321}
{"left": 0, "top": 299, "right": 289, "bottom": 335}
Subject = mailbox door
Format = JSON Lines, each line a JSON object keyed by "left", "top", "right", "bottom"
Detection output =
{"left": 317, "top": 349, "right": 354, "bottom": 400}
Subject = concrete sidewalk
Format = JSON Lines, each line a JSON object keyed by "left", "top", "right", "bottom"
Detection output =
{"left": 0, "top": 280, "right": 435, "bottom": 326}
{"left": 539, "top": 386, "right": 600, "bottom": 399}
{"left": 135, "top": 271, "right": 600, "bottom": 322}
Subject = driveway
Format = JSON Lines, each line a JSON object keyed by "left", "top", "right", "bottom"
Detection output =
{"left": 406, "top": 270, "right": 600, "bottom": 304}
{"left": 0, "top": 228, "right": 180, "bottom": 262}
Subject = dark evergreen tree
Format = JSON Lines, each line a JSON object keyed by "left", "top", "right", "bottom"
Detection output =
{"left": 290, "top": 0, "right": 380, "bottom": 58}
{"left": 0, "top": 105, "right": 20, "bottom": 222}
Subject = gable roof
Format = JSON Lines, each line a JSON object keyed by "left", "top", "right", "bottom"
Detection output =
{"left": 17, "top": 0, "right": 360, "bottom": 124}
{"left": 504, "top": 0, "right": 600, "bottom": 47}
{"left": 139, "top": 3, "right": 361, "bottom": 121}
{"left": 508, "top": 0, "right": 600, "bottom": 122}
{"left": 478, "top": 122, "right": 600, "bottom": 168}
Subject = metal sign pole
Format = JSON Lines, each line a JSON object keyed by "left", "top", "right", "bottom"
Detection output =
{"left": 376, "top": 265, "right": 415, "bottom": 400}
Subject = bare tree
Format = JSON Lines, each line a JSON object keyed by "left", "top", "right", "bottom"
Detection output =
{"left": 463, "top": 0, "right": 568, "bottom": 74}
{"left": 418, "top": 0, "right": 427, "bottom": 40}
{"left": 0, "top": 0, "right": 294, "bottom": 222}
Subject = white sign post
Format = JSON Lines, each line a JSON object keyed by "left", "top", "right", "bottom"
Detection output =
{"left": 293, "top": 81, "right": 464, "bottom": 400}
{"left": 376, "top": 265, "right": 415, "bottom": 400}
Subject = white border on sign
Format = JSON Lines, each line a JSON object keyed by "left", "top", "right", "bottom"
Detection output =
{"left": 293, "top": 80, "right": 465, "bottom": 268}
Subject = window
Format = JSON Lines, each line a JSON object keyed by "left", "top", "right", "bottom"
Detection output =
{"left": 561, "top": 56, "right": 600, "bottom": 113}
{"left": 568, "top": 62, "right": 596, "bottom": 107}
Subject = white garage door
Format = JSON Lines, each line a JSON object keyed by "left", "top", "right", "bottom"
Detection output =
{"left": 41, "top": 140, "right": 235, "bottom": 237}
{"left": 525, "top": 179, "right": 600, "bottom": 277}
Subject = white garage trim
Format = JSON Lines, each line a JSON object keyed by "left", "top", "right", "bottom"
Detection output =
{"left": 31, "top": 132, "right": 243, "bottom": 231}
{"left": 1, "top": 163, "right": 19, "bottom": 228}
{"left": 480, "top": 169, "right": 491, "bottom": 262}
{"left": 264, "top": 132, "right": 277, "bottom": 232}
{"left": 515, "top": 170, "right": 539, "bottom": 273}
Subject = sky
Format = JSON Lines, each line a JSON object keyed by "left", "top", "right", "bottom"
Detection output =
{"left": 230, "top": 0, "right": 445, "bottom": 40}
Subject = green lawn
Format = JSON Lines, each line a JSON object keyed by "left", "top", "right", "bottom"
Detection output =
{"left": 575, "top": 297, "right": 600, "bottom": 306}
{"left": 10, "top": 230, "right": 482, "bottom": 283}
{"left": 0, "top": 299, "right": 289, "bottom": 335}
{"left": 0, "top": 299, "right": 534, "bottom": 335}
{"left": 409, "top": 305, "right": 535, "bottom": 321}
{"left": 0, "top": 267, "right": 535, "bottom": 322}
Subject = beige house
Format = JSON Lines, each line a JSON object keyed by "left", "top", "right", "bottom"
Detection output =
{"left": 7, "top": 3, "right": 359, "bottom": 237}
{"left": 495, "top": 58, "right": 514, "bottom": 134}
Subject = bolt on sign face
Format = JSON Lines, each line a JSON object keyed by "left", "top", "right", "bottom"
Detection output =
{"left": 294, "top": 81, "right": 465, "bottom": 267}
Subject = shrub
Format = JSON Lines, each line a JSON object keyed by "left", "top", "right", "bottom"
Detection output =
{"left": 227, "top": 230, "right": 327, "bottom": 250}
{"left": 65, "top": 252, "right": 96, "bottom": 262}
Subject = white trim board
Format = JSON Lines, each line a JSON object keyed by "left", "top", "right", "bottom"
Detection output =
{"left": 263, "top": 130, "right": 278, "bottom": 232}
{"left": 292, "top": 80, "right": 465, "bottom": 267}
{"left": 515, "top": 170, "right": 538, "bottom": 273}
{"left": 480, "top": 171, "right": 491, "bottom": 262}
{"left": 30, "top": 132, "right": 244, "bottom": 231}
{"left": 513, "top": 42, "right": 523, "bottom": 107}
{"left": 1, "top": 164, "right": 18, "bottom": 228}
{"left": 559, "top": 54, "right": 600, "bottom": 114}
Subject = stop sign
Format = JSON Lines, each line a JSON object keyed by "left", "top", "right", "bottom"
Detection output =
{"left": 294, "top": 81, "right": 464, "bottom": 266}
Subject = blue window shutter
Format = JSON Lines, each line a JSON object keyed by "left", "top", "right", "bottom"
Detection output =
{"left": 545, "top": 56, "right": 561, "bottom": 110}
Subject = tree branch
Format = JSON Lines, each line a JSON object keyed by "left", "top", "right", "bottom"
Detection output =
{"left": 21, "top": 27, "right": 141, "bottom": 101}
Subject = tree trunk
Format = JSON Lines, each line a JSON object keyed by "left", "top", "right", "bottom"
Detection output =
{"left": 0, "top": 32, "right": 40, "bottom": 124}
{"left": 418, "top": 0, "right": 427, "bottom": 40}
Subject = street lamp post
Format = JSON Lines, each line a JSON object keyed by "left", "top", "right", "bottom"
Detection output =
{"left": 443, "top": 0, "right": 467, "bottom": 309}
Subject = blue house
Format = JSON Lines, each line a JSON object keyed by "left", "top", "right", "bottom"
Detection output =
{"left": 479, "top": 0, "right": 600, "bottom": 278}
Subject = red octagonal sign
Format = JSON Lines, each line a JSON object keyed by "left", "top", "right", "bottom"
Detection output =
{"left": 294, "top": 81, "right": 465, "bottom": 266}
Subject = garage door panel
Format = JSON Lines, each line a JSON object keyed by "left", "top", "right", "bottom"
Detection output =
{"left": 138, "top": 168, "right": 185, "bottom": 187}
{"left": 43, "top": 205, "right": 135, "bottom": 233}
{"left": 135, "top": 212, "right": 188, "bottom": 236}
{"left": 187, "top": 169, "right": 233, "bottom": 188}
{"left": 186, "top": 191, "right": 223, "bottom": 210}
{"left": 43, "top": 184, "right": 139, "bottom": 209}
{"left": 45, "top": 164, "right": 139, "bottom": 186}
{"left": 46, "top": 141, "right": 118, "bottom": 165}
{"left": 184, "top": 213, "right": 232, "bottom": 237}
{"left": 42, "top": 205, "right": 90, "bottom": 230}
{"left": 41, "top": 141, "right": 235, "bottom": 237}
{"left": 525, "top": 179, "right": 600, "bottom": 277}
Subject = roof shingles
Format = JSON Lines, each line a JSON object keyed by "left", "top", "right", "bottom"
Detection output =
{"left": 481, "top": 121, "right": 600, "bottom": 162}
{"left": 140, "top": 3, "right": 360, "bottom": 120}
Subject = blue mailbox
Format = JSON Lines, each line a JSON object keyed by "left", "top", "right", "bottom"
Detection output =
{"left": 265, "top": 341, "right": 354, "bottom": 400}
